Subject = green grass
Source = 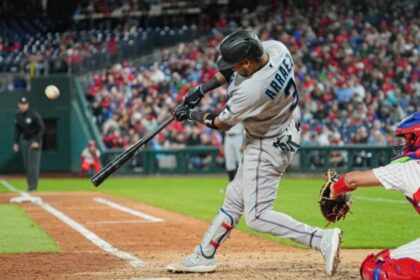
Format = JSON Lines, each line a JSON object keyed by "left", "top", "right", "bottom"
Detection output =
{"left": 0, "top": 204, "right": 60, "bottom": 254}
{"left": 0, "top": 183, "right": 11, "bottom": 194}
{"left": 3, "top": 176, "right": 419, "bottom": 249}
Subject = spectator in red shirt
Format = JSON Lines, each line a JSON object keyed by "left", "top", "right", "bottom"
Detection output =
{"left": 80, "top": 140, "right": 102, "bottom": 178}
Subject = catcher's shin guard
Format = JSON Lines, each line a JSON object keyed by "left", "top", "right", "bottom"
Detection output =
{"left": 360, "top": 249, "right": 420, "bottom": 280}
{"left": 199, "top": 208, "right": 237, "bottom": 258}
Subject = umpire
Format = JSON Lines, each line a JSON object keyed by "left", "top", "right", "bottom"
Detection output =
{"left": 13, "top": 97, "right": 45, "bottom": 192}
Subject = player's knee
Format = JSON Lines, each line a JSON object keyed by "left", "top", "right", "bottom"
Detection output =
{"left": 244, "top": 217, "right": 258, "bottom": 231}
{"left": 220, "top": 203, "right": 241, "bottom": 224}
{"left": 244, "top": 209, "right": 275, "bottom": 233}
{"left": 244, "top": 216, "right": 265, "bottom": 232}
{"left": 360, "top": 249, "right": 420, "bottom": 280}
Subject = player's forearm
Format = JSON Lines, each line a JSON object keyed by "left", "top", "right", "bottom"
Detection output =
{"left": 214, "top": 117, "right": 231, "bottom": 131}
{"left": 332, "top": 170, "right": 382, "bottom": 197}
{"left": 183, "top": 72, "right": 228, "bottom": 108}
{"left": 344, "top": 170, "right": 382, "bottom": 189}
{"left": 217, "top": 69, "right": 233, "bottom": 84}
{"left": 189, "top": 110, "right": 231, "bottom": 131}
{"left": 200, "top": 72, "right": 227, "bottom": 93}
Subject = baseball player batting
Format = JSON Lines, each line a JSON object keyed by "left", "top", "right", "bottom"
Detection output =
{"left": 324, "top": 112, "right": 420, "bottom": 279}
{"left": 167, "top": 30, "right": 342, "bottom": 276}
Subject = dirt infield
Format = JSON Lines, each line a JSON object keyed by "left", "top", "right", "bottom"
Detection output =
{"left": 0, "top": 192, "right": 371, "bottom": 280}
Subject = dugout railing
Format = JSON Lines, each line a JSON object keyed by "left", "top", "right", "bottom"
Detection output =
{"left": 102, "top": 145, "right": 395, "bottom": 175}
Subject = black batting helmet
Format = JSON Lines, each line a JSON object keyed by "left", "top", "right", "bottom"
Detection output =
{"left": 216, "top": 30, "right": 264, "bottom": 70}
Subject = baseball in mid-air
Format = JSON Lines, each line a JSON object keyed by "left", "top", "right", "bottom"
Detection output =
{"left": 45, "top": 85, "right": 60, "bottom": 100}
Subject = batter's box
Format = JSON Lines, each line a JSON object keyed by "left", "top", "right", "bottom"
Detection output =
{"left": 94, "top": 197, "right": 164, "bottom": 223}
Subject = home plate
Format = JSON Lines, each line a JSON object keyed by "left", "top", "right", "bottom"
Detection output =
{"left": 10, "top": 196, "right": 43, "bottom": 204}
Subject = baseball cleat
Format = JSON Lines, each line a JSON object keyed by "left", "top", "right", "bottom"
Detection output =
{"left": 320, "top": 228, "right": 342, "bottom": 276}
{"left": 166, "top": 249, "right": 216, "bottom": 273}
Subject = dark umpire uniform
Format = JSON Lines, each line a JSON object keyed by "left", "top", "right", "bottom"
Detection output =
{"left": 13, "top": 97, "right": 45, "bottom": 191}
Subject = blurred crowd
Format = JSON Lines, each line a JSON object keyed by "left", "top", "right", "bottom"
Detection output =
{"left": 0, "top": 18, "right": 197, "bottom": 78}
{"left": 74, "top": 0, "right": 152, "bottom": 16}
{"left": 85, "top": 0, "right": 420, "bottom": 151}
{"left": 0, "top": 0, "right": 209, "bottom": 87}
{"left": 86, "top": 40, "right": 225, "bottom": 149}
{"left": 275, "top": 0, "right": 420, "bottom": 149}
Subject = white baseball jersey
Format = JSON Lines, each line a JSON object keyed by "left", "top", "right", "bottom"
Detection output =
{"left": 218, "top": 40, "right": 298, "bottom": 138}
{"left": 373, "top": 159, "right": 420, "bottom": 210}
{"left": 373, "top": 159, "right": 420, "bottom": 261}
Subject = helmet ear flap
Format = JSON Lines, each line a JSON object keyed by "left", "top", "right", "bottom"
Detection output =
{"left": 400, "top": 132, "right": 419, "bottom": 154}
{"left": 413, "top": 133, "right": 420, "bottom": 150}
{"left": 403, "top": 133, "right": 413, "bottom": 153}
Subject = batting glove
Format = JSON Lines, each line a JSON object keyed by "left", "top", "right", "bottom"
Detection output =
{"left": 183, "top": 86, "right": 204, "bottom": 108}
{"left": 174, "top": 105, "right": 192, "bottom": 121}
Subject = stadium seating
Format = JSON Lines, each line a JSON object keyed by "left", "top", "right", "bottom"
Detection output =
{"left": 84, "top": 1, "right": 420, "bottom": 150}
{"left": 3, "top": 0, "right": 419, "bottom": 149}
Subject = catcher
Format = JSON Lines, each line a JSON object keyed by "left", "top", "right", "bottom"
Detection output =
{"left": 320, "top": 112, "right": 420, "bottom": 279}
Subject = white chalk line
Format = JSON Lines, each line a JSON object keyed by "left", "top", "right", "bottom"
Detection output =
{"left": 353, "top": 196, "right": 407, "bottom": 204}
{"left": 94, "top": 197, "right": 164, "bottom": 222}
{"left": 0, "top": 179, "right": 144, "bottom": 267}
{"left": 127, "top": 278, "right": 172, "bottom": 280}
{"left": 86, "top": 220, "right": 147, "bottom": 225}
{"left": 126, "top": 278, "right": 171, "bottom": 280}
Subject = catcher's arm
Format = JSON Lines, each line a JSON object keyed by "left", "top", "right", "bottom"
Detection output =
{"left": 330, "top": 170, "right": 381, "bottom": 198}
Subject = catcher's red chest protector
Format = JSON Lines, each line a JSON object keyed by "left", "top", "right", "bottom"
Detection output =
{"left": 360, "top": 249, "right": 420, "bottom": 280}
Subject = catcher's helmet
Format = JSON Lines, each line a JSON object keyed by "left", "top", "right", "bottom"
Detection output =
{"left": 395, "top": 112, "right": 420, "bottom": 154}
{"left": 216, "top": 30, "right": 264, "bottom": 70}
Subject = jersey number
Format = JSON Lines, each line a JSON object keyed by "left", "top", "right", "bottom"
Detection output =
{"left": 284, "top": 78, "right": 299, "bottom": 111}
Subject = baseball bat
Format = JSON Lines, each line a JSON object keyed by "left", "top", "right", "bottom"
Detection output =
{"left": 91, "top": 116, "right": 175, "bottom": 187}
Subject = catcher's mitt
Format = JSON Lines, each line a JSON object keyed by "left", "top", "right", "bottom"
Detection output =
{"left": 319, "top": 168, "right": 352, "bottom": 224}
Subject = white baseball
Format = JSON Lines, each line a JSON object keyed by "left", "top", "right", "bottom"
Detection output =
{"left": 45, "top": 85, "right": 60, "bottom": 100}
